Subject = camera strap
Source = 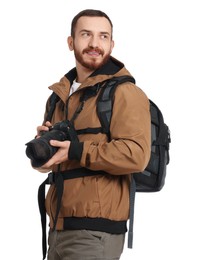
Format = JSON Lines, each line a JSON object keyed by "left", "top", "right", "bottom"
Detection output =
{"left": 70, "top": 83, "right": 102, "bottom": 124}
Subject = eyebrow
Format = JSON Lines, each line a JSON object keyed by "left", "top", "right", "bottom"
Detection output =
{"left": 79, "top": 29, "right": 111, "bottom": 36}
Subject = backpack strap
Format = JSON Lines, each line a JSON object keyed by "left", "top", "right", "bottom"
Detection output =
{"left": 45, "top": 92, "right": 60, "bottom": 122}
{"left": 96, "top": 75, "right": 137, "bottom": 249}
{"left": 128, "top": 175, "right": 136, "bottom": 248}
{"left": 97, "top": 76, "right": 135, "bottom": 138}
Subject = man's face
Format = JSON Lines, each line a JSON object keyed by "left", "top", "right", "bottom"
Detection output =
{"left": 68, "top": 16, "right": 114, "bottom": 71}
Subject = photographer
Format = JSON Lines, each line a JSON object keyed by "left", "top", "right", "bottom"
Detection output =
{"left": 27, "top": 9, "right": 151, "bottom": 260}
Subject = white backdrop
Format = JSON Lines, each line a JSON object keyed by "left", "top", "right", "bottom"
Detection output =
{"left": 0, "top": 0, "right": 199, "bottom": 259}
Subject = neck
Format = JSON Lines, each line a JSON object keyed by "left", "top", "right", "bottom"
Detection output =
{"left": 75, "top": 61, "right": 94, "bottom": 83}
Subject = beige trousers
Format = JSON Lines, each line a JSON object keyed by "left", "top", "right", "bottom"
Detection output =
{"left": 47, "top": 229, "right": 125, "bottom": 260}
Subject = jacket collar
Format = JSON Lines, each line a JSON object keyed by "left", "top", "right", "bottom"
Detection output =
{"left": 64, "top": 56, "right": 124, "bottom": 84}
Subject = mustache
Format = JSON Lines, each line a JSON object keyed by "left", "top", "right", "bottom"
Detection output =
{"left": 83, "top": 47, "right": 104, "bottom": 55}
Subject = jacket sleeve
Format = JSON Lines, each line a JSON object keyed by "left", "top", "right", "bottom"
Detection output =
{"left": 71, "top": 82, "right": 151, "bottom": 175}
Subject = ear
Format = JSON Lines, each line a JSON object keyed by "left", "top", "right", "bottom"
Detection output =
{"left": 110, "top": 40, "right": 115, "bottom": 52}
{"left": 67, "top": 36, "right": 74, "bottom": 51}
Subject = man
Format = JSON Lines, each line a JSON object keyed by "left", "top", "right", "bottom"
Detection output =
{"left": 33, "top": 9, "right": 151, "bottom": 260}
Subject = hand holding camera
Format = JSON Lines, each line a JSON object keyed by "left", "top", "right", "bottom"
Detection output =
{"left": 25, "top": 120, "right": 79, "bottom": 168}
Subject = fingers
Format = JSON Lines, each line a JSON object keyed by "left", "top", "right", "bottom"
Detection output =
{"left": 45, "top": 121, "right": 52, "bottom": 127}
{"left": 43, "top": 141, "right": 71, "bottom": 167}
{"left": 49, "top": 140, "right": 70, "bottom": 148}
{"left": 36, "top": 125, "right": 49, "bottom": 134}
{"left": 36, "top": 121, "right": 52, "bottom": 136}
{"left": 42, "top": 154, "right": 61, "bottom": 167}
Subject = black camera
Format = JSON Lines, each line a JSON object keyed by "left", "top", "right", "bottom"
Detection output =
{"left": 25, "top": 120, "right": 78, "bottom": 168}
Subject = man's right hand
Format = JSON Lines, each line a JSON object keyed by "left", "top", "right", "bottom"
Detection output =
{"left": 36, "top": 121, "right": 52, "bottom": 138}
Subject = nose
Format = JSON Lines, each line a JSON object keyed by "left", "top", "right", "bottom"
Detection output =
{"left": 88, "top": 35, "right": 99, "bottom": 48}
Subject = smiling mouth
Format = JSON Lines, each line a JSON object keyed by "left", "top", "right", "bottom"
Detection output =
{"left": 87, "top": 51, "right": 101, "bottom": 56}
{"left": 83, "top": 48, "right": 103, "bottom": 57}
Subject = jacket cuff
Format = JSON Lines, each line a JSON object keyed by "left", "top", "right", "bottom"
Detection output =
{"left": 68, "top": 141, "right": 83, "bottom": 161}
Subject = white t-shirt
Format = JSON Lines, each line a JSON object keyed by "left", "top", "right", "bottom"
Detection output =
{"left": 69, "top": 80, "right": 81, "bottom": 96}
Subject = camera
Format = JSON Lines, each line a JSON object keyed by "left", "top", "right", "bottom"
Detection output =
{"left": 25, "top": 120, "right": 78, "bottom": 167}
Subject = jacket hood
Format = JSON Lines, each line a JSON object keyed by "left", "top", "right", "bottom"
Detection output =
{"left": 49, "top": 56, "right": 132, "bottom": 102}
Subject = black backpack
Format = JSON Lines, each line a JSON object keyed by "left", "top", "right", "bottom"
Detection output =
{"left": 39, "top": 75, "right": 171, "bottom": 258}
{"left": 96, "top": 76, "right": 171, "bottom": 193}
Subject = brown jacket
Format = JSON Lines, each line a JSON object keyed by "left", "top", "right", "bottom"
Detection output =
{"left": 44, "top": 57, "right": 151, "bottom": 233}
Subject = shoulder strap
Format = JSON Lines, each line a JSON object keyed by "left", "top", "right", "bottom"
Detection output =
{"left": 97, "top": 75, "right": 135, "bottom": 137}
{"left": 45, "top": 92, "right": 60, "bottom": 122}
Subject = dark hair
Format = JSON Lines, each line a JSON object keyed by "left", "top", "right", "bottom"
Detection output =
{"left": 71, "top": 9, "right": 113, "bottom": 38}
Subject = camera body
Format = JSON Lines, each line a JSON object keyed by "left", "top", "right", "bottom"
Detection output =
{"left": 25, "top": 120, "right": 78, "bottom": 167}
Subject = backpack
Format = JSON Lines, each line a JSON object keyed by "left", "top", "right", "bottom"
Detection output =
{"left": 96, "top": 76, "right": 171, "bottom": 193}
{"left": 38, "top": 75, "right": 171, "bottom": 258}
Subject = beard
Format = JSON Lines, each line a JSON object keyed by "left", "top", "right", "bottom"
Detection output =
{"left": 74, "top": 46, "right": 111, "bottom": 71}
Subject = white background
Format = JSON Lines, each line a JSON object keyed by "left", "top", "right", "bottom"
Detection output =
{"left": 0, "top": 0, "right": 199, "bottom": 259}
